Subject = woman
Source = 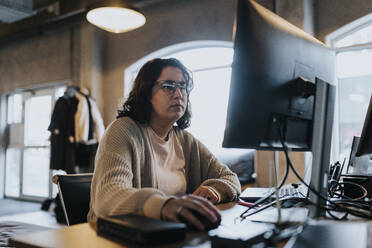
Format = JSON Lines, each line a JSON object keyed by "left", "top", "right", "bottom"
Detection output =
{"left": 88, "top": 58, "right": 241, "bottom": 230}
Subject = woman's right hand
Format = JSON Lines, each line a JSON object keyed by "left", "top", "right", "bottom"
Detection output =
{"left": 160, "top": 194, "right": 221, "bottom": 231}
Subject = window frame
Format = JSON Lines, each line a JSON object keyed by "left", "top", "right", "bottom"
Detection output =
{"left": 326, "top": 13, "right": 372, "bottom": 49}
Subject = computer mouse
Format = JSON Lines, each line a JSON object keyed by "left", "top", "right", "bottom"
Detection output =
{"left": 179, "top": 208, "right": 221, "bottom": 231}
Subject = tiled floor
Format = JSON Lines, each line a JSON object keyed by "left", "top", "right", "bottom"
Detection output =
{"left": 0, "top": 210, "right": 65, "bottom": 229}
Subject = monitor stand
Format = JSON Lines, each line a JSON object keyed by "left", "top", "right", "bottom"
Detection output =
{"left": 308, "top": 78, "right": 336, "bottom": 218}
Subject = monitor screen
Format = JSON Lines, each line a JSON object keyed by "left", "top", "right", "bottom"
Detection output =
{"left": 223, "top": 0, "right": 335, "bottom": 151}
{"left": 356, "top": 94, "right": 372, "bottom": 157}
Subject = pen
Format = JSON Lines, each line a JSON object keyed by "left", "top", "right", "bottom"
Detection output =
{"left": 237, "top": 201, "right": 255, "bottom": 207}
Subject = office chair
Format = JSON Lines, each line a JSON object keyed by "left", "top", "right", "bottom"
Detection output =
{"left": 52, "top": 173, "right": 93, "bottom": 226}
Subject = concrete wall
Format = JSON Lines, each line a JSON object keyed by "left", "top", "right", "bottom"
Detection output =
{"left": 276, "top": 0, "right": 314, "bottom": 35}
{"left": 0, "top": 29, "right": 70, "bottom": 92}
{"left": 75, "top": 24, "right": 105, "bottom": 113}
{"left": 0, "top": 21, "right": 104, "bottom": 108}
{"left": 315, "top": 0, "right": 372, "bottom": 41}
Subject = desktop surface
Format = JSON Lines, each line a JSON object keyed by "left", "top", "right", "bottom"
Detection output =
{"left": 8, "top": 221, "right": 211, "bottom": 248}
{"left": 9, "top": 223, "right": 125, "bottom": 248}
{"left": 8, "top": 201, "right": 372, "bottom": 248}
{"left": 8, "top": 203, "right": 237, "bottom": 248}
{"left": 288, "top": 222, "right": 370, "bottom": 248}
{"left": 7, "top": 203, "right": 280, "bottom": 248}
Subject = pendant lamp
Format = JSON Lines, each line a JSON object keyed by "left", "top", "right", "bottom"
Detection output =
{"left": 86, "top": 0, "right": 146, "bottom": 33}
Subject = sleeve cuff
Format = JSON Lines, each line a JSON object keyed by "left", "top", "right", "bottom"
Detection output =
{"left": 143, "top": 194, "right": 172, "bottom": 219}
{"left": 206, "top": 186, "right": 221, "bottom": 204}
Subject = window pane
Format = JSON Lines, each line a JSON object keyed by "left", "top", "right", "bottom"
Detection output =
{"left": 5, "top": 148, "right": 21, "bottom": 197}
{"left": 335, "top": 24, "right": 372, "bottom": 48}
{"left": 337, "top": 49, "right": 372, "bottom": 160}
{"left": 22, "top": 148, "right": 50, "bottom": 197}
{"left": 338, "top": 76, "right": 372, "bottom": 160}
{"left": 168, "top": 47, "right": 233, "bottom": 71}
{"left": 7, "top": 94, "right": 22, "bottom": 124}
{"left": 13, "top": 94, "right": 23, "bottom": 123}
{"left": 7, "top": 95, "right": 13, "bottom": 124}
{"left": 337, "top": 49, "right": 372, "bottom": 78}
{"left": 24, "top": 95, "right": 52, "bottom": 146}
{"left": 187, "top": 67, "right": 245, "bottom": 156}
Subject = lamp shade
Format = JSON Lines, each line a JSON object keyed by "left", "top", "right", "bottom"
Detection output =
{"left": 86, "top": 1, "right": 145, "bottom": 33}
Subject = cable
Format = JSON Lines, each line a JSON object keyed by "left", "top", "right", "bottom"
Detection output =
{"left": 241, "top": 196, "right": 309, "bottom": 219}
{"left": 239, "top": 151, "right": 291, "bottom": 219}
{"left": 330, "top": 181, "right": 368, "bottom": 201}
{"left": 239, "top": 118, "right": 372, "bottom": 220}
{"left": 275, "top": 120, "right": 372, "bottom": 219}
{"left": 275, "top": 120, "right": 333, "bottom": 205}
{"left": 331, "top": 200, "right": 371, "bottom": 209}
{"left": 240, "top": 117, "right": 323, "bottom": 220}
{"left": 326, "top": 209, "right": 348, "bottom": 220}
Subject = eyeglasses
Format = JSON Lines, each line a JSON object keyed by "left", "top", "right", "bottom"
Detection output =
{"left": 156, "top": 80, "right": 190, "bottom": 95}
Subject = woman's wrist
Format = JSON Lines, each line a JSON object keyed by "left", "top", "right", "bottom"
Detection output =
{"left": 160, "top": 196, "right": 176, "bottom": 220}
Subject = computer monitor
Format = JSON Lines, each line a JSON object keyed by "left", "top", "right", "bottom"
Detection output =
{"left": 356, "top": 94, "right": 372, "bottom": 157}
{"left": 223, "top": 0, "right": 335, "bottom": 151}
{"left": 223, "top": 0, "right": 336, "bottom": 217}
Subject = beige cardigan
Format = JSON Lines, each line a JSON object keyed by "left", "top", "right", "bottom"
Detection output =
{"left": 87, "top": 117, "right": 241, "bottom": 223}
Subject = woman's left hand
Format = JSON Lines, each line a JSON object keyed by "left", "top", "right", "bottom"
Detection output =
{"left": 193, "top": 186, "right": 219, "bottom": 204}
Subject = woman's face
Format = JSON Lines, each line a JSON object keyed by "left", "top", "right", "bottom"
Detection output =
{"left": 150, "top": 66, "right": 188, "bottom": 125}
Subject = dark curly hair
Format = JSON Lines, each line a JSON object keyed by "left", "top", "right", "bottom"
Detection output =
{"left": 117, "top": 58, "right": 193, "bottom": 129}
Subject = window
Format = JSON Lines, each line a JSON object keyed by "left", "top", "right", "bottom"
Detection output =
{"left": 4, "top": 148, "right": 20, "bottom": 197}
{"left": 24, "top": 95, "right": 52, "bottom": 147}
{"left": 4, "top": 84, "right": 67, "bottom": 200}
{"left": 326, "top": 14, "right": 372, "bottom": 164}
{"left": 125, "top": 41, "right": 247, "bottom": 158}
{"left": 7, "top": 93, "right": 22, "bottom": 124}
{"left": 330, "top": 13, "right": 372, "bottom": 49}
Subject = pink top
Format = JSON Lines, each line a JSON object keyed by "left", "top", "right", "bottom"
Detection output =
{"left": 146, "top": 127, "right": 186, "bottom": 196}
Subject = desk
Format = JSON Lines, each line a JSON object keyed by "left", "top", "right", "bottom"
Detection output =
{"left": 10, "top": 201, "right": 370, "bottom": 248}
{"left": 8, "top": 202, "right": 246, "bottom": 248}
